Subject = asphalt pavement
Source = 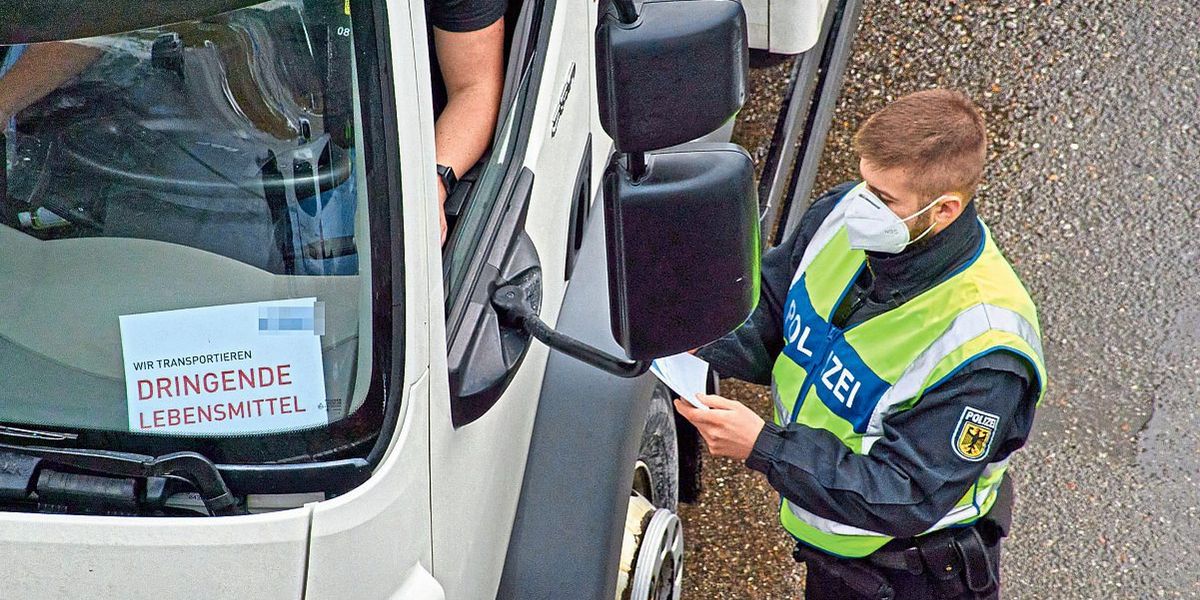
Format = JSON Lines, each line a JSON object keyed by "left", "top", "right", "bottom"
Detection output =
{"left": 677, "top": 1, "right": 1200, "bottom": 598}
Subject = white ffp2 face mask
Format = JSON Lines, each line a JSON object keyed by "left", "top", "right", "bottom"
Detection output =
{"left": 843, "top": 183, "right": 948, "bottom": 254}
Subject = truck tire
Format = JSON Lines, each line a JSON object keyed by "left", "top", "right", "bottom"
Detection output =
{"left": 633, "top": 382, "right": 679, "bottom": 511}
{"left": 616, "top": 383, "right": 685, "bottom": 600}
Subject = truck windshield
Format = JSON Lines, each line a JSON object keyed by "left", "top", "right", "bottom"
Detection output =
{"left": 0, "top": 0, "right": 392, "bottom": 464}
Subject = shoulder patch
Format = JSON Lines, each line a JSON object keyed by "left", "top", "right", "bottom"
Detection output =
{"left": 953, "top": 406, "right": 999, "bottom": 462}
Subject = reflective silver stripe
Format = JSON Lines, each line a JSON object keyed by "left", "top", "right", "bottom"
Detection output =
{"left": 771, "top": 384, "right": 788, "bottom": 425}
{"left": 786, "top": 477, "right": 1003, "bottom": 539}
{"left": 790, "top": 184, "right": 860, "bottom": 285}
{"left": 921, "top": 480, "right": 1001, "bottom": 534}
{"left": 787, "top": 479, "right": 1002, "bottom": 540}
{"left": 862, "top": 303, "right": 1044, "bottom": 450}
{"left": 785, "top": 500, "right": 889, "bottom": 537}
{"left": 981, "top": 458, "right": 1010, "bottom": 479}
{"left": 923, "top": 504, "right": 980, "bottom": 534}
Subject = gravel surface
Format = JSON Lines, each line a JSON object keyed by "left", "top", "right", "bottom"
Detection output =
{"left": 678, "top": 1, "right": 1200, "bottom": 598}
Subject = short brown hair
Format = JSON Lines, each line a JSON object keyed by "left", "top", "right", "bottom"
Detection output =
{"left": 853, "top": 89, "right": 988, "bottom": 199}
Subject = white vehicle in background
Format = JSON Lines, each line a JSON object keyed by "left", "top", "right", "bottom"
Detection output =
{"left": 0, "top": 0, "right": 855, "bottom": 598}
{"left": 745, "top": 0, "right": 829, "bottom": 54}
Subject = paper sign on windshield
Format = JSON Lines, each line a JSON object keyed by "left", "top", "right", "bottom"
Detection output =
{"left": 119, "top": 298, "right": 329, "bottom": 435}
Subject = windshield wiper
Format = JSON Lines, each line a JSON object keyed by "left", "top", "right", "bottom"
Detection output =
{"left": 0, "top": 425, "right": 79, "bottom": 442}
{"left": 0, "top": 444, "right": 240, "bottom": 516}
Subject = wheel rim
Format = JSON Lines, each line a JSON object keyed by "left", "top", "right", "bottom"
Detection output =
{"left": 629, "top": 508, "right": 684, "bottom": 600}
{"left": 632, "top": 460, "right": 654, "bottom": 503}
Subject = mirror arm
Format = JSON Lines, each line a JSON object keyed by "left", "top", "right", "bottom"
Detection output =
{"left": 625, "top": 151, "right": 647, "bottom": 181}
{"left": 612, "top": 0, "right": 640, "bottom": 24}
{"left": 493, "top": 278, "right": 650, "bottom": 379}
{"left": 523, "top": 314, "right": 651, "bottom": 378}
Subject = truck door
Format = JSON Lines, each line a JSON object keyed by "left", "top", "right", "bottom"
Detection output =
{"left": 430, "top": 0, "right": 594, "bottom": 596}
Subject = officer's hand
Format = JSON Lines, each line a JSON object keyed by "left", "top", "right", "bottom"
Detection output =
{"left": 673, "top": 394, "right": 765, "bottom": 462}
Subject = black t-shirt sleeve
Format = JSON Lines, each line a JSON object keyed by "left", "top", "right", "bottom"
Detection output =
{"left": 428, "top": 0, "right": 507, "bottom": 33}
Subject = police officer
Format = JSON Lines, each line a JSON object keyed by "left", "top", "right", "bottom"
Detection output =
{"left": 674, "top": 89, "right": 1046, "bottom": 599}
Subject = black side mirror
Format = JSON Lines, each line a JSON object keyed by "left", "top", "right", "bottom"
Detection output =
{"left": 480, "top": 0, "right": 756, "bottom": 382}
{"left": 604, "top": 144, "right": 759, "bottom": 360}
{"left": 486, "top": 146, "right": 758, "bottom": 376}
{"left": 596, "top": 0, "right": 749, "bottom": 153}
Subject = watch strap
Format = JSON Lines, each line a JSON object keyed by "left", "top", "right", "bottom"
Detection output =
{"left": 436, "top": 163, "right": 457, "bottom": 193}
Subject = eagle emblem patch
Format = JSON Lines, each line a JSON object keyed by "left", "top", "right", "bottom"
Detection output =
{"left": 953, "top": 407, "right": 999, "bottom": 462}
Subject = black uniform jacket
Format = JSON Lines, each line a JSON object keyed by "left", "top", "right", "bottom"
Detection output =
{"left": 698, "top": 182, "right": 1039, "bottom": 539}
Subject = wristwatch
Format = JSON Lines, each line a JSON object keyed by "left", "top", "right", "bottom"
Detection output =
{"left": 436, "top": 163, "right": 457, "bottom": 195}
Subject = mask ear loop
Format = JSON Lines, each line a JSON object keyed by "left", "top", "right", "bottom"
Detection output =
{"left": 904, "top": 194, "right": 956, "bottom": 246}
{"left": 907, "top": 217, "right": 939, "bottom": 246}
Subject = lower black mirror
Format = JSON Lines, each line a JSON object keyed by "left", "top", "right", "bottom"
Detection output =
{"left": 603, "top": 143, "right": 759, "bottom": 360}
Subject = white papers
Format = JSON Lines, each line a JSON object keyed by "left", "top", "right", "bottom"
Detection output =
{"left": 651, "top": 352, "right": 711, "bottom": 410}
{"left": 119, "top": 298, "right": 329, "bottom": 435}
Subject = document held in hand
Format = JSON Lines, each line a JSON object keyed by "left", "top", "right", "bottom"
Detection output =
{"left": 650, "top": 352, "right": 711, "bottom": 410}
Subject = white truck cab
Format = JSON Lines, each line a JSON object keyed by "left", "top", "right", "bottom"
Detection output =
{"left": 0, "top": 0, "right": 841, "bottom": 598}
{"left": 744, "top": 0, "right": 829, "bottom": 54}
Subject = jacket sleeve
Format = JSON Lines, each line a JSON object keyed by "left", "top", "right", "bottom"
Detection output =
{"left": 745, "top": 352, "right": 1035, "bottom": 539}
{"left": 696, "top": 183, "right": 854, "bottom": 385}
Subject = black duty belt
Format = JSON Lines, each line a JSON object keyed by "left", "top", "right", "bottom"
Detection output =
{"left": 794, "top": 523, "right": 999, "bottom": 599}
{"left": 793, "top": 544, "right": 897, "bottom": 600}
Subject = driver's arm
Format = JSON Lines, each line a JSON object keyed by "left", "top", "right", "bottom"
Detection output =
{"left": 0, "top": 42, "right": 102, "bottom": 124}
{"left": 431, "top": 15, "right": 505, "bottom": 243}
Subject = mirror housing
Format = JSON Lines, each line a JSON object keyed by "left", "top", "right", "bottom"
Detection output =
{"left": 603, "top": 144, "right": 759, "bottom": 360}
{"left": 596, "top": 0, "right": 749, "bottom": 153}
